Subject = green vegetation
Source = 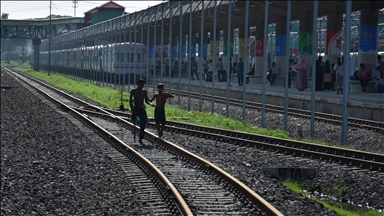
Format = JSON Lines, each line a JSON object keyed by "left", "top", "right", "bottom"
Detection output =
{"left": 13, "top": 66, "right": 294, "bottom": 139}
{"left": 283, "top": 179, "right": 383, "bottom": 216}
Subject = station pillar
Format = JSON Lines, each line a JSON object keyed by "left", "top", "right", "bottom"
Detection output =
{"left": 254, "top": 22, "right": 265, "bottom": 77}
{"left": 358, "top": 7, "right": 379, "bottom": 71}
{"left": 222, "top": 29, "right": 235, "bottom": 73}
{"left": 209, "top": 29, "right": 221, "bottom": 62}
{"left": 325, "top": 13, "right": 343, "bottom": 65}
{"left": 298, "top": 15, "right": 313, "bottom": 77}
{"left": 238, "top": 28, "right": 250, "bottom": 75}
{"left": 275, "top": 20, "right": 287, "bottom": 78}
{"left": 32, "top": 39, "right": 41, "bottom": 71}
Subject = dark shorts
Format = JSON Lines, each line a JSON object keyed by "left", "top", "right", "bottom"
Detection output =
{"left": 154, "top": 107, "right": 166, "bottom": 125}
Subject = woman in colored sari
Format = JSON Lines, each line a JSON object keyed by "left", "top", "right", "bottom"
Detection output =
{"left": 293, "top": 59, "right": 308, "bottom": 91}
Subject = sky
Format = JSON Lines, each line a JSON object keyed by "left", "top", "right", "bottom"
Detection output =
{"left": 1, "top": 1, "right": 163, "bottom": 20}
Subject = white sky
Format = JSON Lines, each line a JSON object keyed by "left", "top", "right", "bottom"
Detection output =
{"left": 1, "top": 1, "right": 163, "bottom": 19}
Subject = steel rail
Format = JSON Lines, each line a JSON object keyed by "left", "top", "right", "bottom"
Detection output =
{"left": 156, "top": 86, "right": 383, "bottom": 132}
{"left": 3, "top": 66, "right": 193, "bottom": 216}
{"left": 69, "top": 108, "right": 284, "bottom": 216}
{"left": 94, "top": 108, "right": 384, "bottom": 172}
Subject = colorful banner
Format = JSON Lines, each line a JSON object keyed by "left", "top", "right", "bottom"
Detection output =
{"left": 187, "top": 43, "right": 197, "bottom": 57}
{"left": 359, "top": 26, "right": 378, "bottom": 54}
{"left": 181, "top": 44, "right": 187, "bottom": 57}
{"left": 275, "top": 34, "right": 286, "bottom": 56}
{"left": 326, "top": 29, "right": 342, "bottom": 55}
{"left": 197, "top": 42, "right": 209, "bottom": 57}
{"left": 255, "top": 37, "right": 264, "bottom": 56}
{"left": 223, "top": 40, "right": 234, "bottom": 57}
{"left": 209, "top": 40, "right": 220, "bottom": 57}
{"left": 171, "top": 44, "right": 178, "bottom": 58}
{"left": 299, "top": 32, "right": 313, "bottom": 55}
{"left": 238, "top": 38, "right": 250, "bottom": 57}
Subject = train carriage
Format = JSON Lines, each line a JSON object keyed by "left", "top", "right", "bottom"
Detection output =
{"left": 37, "top": 42, "right": 147, "bottom": 81}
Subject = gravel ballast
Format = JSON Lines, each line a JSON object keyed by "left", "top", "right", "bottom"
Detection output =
{"left": 1, "top": 72, "right": 147, "bottom": 215}
{"left": 2, "top": 70, "right": 383, "bottom": 215}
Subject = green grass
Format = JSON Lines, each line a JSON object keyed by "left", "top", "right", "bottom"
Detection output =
{"left": 283, "top": 179, "right": 383, "bottom": 216}
{"left": 12, "top": 66, "right": 296, "bottom": 139}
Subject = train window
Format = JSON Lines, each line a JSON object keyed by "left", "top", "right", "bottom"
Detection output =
{"left": 137, "top": 54, "right": 141, "bottom": 63}
{"left": 126, "top": 53, "right": 130, "bottom": 63}
{"left": 130, "top": 53, "right": 134, "bottom": 62}
{"left": 117, "top": 53, "right": 124, "bottom": 63}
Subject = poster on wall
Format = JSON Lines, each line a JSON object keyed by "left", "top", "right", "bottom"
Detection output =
{"left": 299, "top": 32, "right": 313, "bottom": 55}
{"left": 255, "top": 37, "right": 264, "bottom": 57}
{"left": 223, "top": 40, "right": 234, "bottom": 57}
{"left": 275, "top": 35, "right": 286, "bottom": 56}
{"left": 187, "top": 43, "right": 197, "bottom": 57}
{"left": 181, "top": 44, "right": 187, "bottom": 57}
{"left": 171, "top": 44, "right": 178, "bottom": 58}
{"left": 197, "top": 42, "right": 209, "bottom": 57}
{"left": 325, "top": 29, "right": 342, "bottom": 55}
{"left": 209, "top": 41, "right": 221, "bottom": 58}
{"left": 359, "top": 26, "right": 378, "bottom": 54}
{"left": 238, "top": 38, "right": 250, "bottom": 57}
{"left": 163, "top": 45, "right": 169, "bottom": 58}
{"left": 155, "top": 46, "right": 162, "bottom": 58}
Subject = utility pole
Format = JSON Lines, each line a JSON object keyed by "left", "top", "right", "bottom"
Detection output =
{"left": 48, "top": 0, "right": 51, "bottom": 76}
{"left": 72, "top": 0, "right": 79, "bottom": 17}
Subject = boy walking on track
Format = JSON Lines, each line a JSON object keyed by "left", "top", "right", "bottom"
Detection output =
{"left": 150, "top": 83, "right": 174, "bottom": 138}
{"left": 129, "top": 78, "right": 154, "bottom": 144}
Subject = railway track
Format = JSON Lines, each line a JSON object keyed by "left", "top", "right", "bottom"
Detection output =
{"left": 3, "top": 66, "right": 283, "bottom": 215}
{"left": 5, "top": 66, "right": 383, "bottom": 172}
{"left": 146, "top": 85, "right": 384, "bottom": 133}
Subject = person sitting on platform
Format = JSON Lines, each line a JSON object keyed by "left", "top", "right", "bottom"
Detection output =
{"left": 357, "top": 63, "right": 370, "bottom": 92}
{"left": 247, "top": 64, "right": 255, "bottom": 76}
{"left": 266, "top": 62, "right": 278, "bottom": 85}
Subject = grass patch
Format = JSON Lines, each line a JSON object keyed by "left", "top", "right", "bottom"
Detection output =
{"left": 283, "top": 179, "right": 383, "bottom": 216}
{"left": 11, "top": 64, "right": 331, "bottom": 144}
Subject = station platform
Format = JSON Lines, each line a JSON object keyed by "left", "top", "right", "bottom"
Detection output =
{"left": 148, "top": 76, "right": 384, "bottom": 122}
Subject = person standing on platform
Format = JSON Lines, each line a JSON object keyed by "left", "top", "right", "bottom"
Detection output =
{"left": 237, "top": 58, "right": 244, "bottom": 86}
{"left": 216, "top": 58, "right": 224, "bottom": 82}
{"left": 358, "top": 63, "right": 370, "bottom": 92}
{"left": 150, "top": 83, "right": 174, "bottom": 138}
{"left": 266, "top": 62, "right": 278, "bottom": 85}
{"left": 323, "top": 60, "right": 332, "bottom": 91}
{"left": 292, "top": 59, "right": 308, "bottom": 91}
{"left": 334, "top": 57, "right": 344, "bottom": 94}
{"left": 373, "top": 55, "right": 384, "bottom": 92}
{"left": 349, "top": 58, "right": 356, "bottom": 80}
{"left": 165, "top": 59, "right": 170, "bottom": 77}
{"left": 170, "top": 59, "right": 175, "bottom": 78}
{"left": 130, "top": 78, "right": 155, "bottom": 144}
{"left": 206, "top": 59, "right": 213, "bottom": 82}
{"left": 315, "top": 56, "right": 324, "bottom": 91}
{"left": 203, "top": 57, "right": 209, "bottom": 81}
{"left": 228, "top": 57, "right": 233, "bottom": 86}
{"left": 190, "top": 57, "right": 199, "bottom": 80}
{"left": 331, "top": 63, "right": 337, "bottom": 91}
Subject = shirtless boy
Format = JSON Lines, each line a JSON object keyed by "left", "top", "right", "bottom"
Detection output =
{"left": 129, "top": 78, "right": 154, "bottom": 144}
{"left": 150, "top": 83, "right": 174, "bottom": 138}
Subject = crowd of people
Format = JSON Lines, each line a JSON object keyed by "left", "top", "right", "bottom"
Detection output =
{"left": 150, "top": 54, "right": 384, "bottom": 93}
